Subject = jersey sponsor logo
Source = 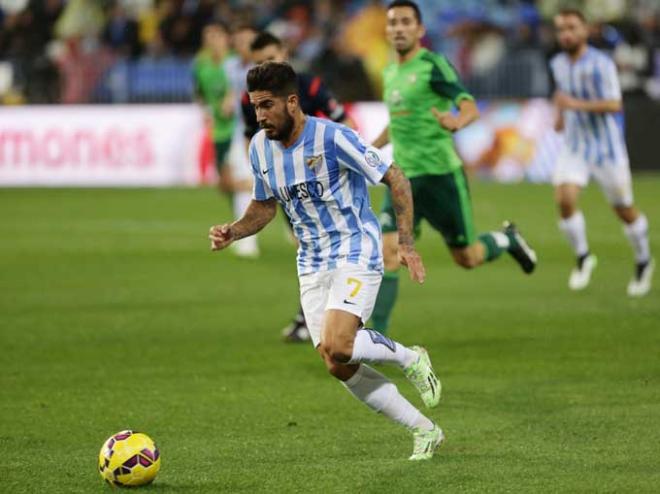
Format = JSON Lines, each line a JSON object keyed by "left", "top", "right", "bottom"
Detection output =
{"left": 365, "top": 149, "right": 381, "bottom": 168}
{"left": 305, "top": 154, "right": 323, "bottom": 169}
{"left": 279, "top": 180, "right": 325, "bottom": 202}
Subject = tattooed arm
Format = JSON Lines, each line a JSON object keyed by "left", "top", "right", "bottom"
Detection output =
{"left": 381, "top": 164, "right": 426, "bottom": 283}
{"left": 209, "top": 198, "right": 277, "bottom": 251}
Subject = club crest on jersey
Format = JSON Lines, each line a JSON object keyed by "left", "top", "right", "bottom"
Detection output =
{"left": 306, "top": 154, "right": 323, "bottom": 169}
{"left": 389, "top": 89, "right": 402, "bottom": 106}
{"left": 364, "top": 149, "right": 381, "bottom": 168}
{"left": 408, "top": 73, "right": 417, "bottom": 83}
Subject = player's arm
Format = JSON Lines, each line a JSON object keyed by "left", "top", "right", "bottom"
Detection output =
{"left": 554, "top": 108, "right": 565, "bottom": 132}
{"left": 554, "top": 92, "right": 622, "bottom": 113}
{"left": 209, "top": 198, "right": 277, "bottom": 251}
{"left": 371, "top": 125, "right": 389, "bottom": 148}
{"left": 555, "top": 58, "right": 622, "bottom": 114}
{"left": 311, "top": 75, "right": 356, "bottom": 129}
{"left": 429, "top": 54, "right": 479, "bottom": 132}
{"left": 381, "top": 164, "right": 425, "bottom": 284}
{"left": 241, "top": 92, "right": 259, "bottom": 141}
{"left": 431, "top": 99, "right": 479, "bottom": 132}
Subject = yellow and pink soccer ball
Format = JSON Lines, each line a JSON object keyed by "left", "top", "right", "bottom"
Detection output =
{"left": 98, "top": 430, "right": 161, "bottom": 487}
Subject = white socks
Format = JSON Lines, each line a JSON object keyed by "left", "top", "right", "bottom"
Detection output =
{"left": 348, "top": 329, "right": 418, "bottom": 369}
{"left": 343, "top": 365, "right": 433, "bottom": 431}
{"left": 491, "top": 231, "right": 511, "bottom": 249}
{"left": 559, "top": 211, "right": 589, "bottom": 257}
{"left": 624, "top": 214, "right": 650, "bottom": 264}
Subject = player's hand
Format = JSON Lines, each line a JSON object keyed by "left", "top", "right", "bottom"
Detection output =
{"left": 554, "top": 92, "right": 581, "bottom": 111}
{"left": 399, "top": 244, "right": 426, "bottom": 284}
{"left": 209, "top": 224, "right": 234, "bottom": 251}
{"left": 431, "top": 107, "right": 461, "bottom": 132}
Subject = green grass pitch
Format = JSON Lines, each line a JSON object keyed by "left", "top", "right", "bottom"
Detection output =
{"left": 1, "top": 176, "right": 659, "bottom": 493}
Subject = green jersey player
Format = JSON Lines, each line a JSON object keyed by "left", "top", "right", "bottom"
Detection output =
{"left": 193, "top": 21, "right": 235, "bottom": 193}
{"left": 370, "top": 1, "right": 538, "bottom": 335}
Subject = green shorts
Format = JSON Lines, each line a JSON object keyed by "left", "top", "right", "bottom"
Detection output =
{"left": 379, "top": 169, "right": 476, "bottom": 248}
{"left": 214, "top": 139, "right": 231, "bottom": 173}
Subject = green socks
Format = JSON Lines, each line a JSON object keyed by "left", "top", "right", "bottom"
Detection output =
{"left": 478, "top": 232, "right": 511, "bottom": 262}
{"left": 371, "top": 270, "right": 399, "bottom": 335}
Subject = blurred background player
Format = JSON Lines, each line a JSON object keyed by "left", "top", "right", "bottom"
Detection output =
{"left": 193, "top": 21, "right": 234, "bottom": 196}
{"left": 241, "top": 31, "right": 355, "bottom": 342}
{"left": 551, "top": 8, "right": 654, "bottom": 296}
{"left": 224, "top": 24, "right": 259, "bottom": 258}
{"left": 210, "top": 61, "right": 443, "bottom": 461}
{"left": 369, "top": 0, "right": 538, "bottom": 336}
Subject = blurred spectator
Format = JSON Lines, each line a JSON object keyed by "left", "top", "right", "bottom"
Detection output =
{"left": 101, "top": 1, "right": 141, "bottom": 58}
{"left": 0, "top": 0, "right": 658, "bottom": 104}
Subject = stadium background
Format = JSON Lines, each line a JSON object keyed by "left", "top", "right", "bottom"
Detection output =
{"left": 1, "top": 0, "right": 659, "bottom": 186}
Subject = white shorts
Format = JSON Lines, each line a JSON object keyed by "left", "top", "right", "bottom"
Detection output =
{"left": 299, "top": 264, "right": 382, "bottom": 348}
{"left": 228, "top": 127, "right": 252, "bottom": 182}
{"left": 552, "top": 146, "right": 633, "bottom": 206}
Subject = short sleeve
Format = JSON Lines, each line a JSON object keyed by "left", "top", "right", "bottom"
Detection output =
{"left": 428, "top": 54, "right": 474, "bottom": 106}
{"left": 334, "top": 127, "right": 390, "bottom": 185}
{"left": 594, "top": 57, "right": 621, "bottom": 101}
{"left": 248, "top": 139, "right": 274, "bottom": 201}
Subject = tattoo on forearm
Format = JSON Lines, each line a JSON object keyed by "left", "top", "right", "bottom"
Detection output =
{"left": 383, "top": 164, "right": 414, "bottom": 247}
{"left": 232, "top": 200, "right": 276, "bottom": 240}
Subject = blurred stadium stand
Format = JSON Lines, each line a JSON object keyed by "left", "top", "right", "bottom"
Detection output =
{"left": 1, "top": 0, "right": 658, "bottom": 105}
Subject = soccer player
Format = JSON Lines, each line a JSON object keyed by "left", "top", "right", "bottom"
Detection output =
{"left": 242, "top": 31, "right": 354, "bottom": 342}
{"left": 210, "top": 61, "right": 444, "bottom": 460}
{"left": 370, "top": 0, "right": 538, "bottom": 335}
{"left": 551, "top": 8, "right": 654, "bottom": 295}
{"left": 193, "top": 21, "right": 235, "bottom": 195}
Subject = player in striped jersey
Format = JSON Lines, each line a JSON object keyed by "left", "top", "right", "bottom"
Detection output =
{"left": 209, "top": 62, "right": 444, "bottom": 460}
{"left": 551, "top": 8, "right": 654, "bottom": 296}
{"left": 242, "top": 31, "right": 354, "bottom": 342}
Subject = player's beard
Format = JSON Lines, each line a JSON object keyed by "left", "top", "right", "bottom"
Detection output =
{"left": 269, "top": 112, "right": 295, "bottom": 141}
{"left": 394, "top": 38, "right": 415, "bottom": 58}
{"left": 561, "top": 39, "right": 583, "bottom": 56}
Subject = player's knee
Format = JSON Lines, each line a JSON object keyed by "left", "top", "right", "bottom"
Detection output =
{"left": 322, "top": 340, "right": 353, "bottom": 364}
{"left": 453, "top": 250, "right": 478, "bottom": 269}
{"left": 557, "top": 199, "right": 575, "bottom": 218}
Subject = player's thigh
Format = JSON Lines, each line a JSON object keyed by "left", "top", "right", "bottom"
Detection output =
{"left": 591, "top": 160, "right": 634, "bottom": 208}
{"left": 323, "top": 264, "right": 382, "bottom": 343}
{"left": 552, "top": 146, "right": 589, "bottom": 190}
{"left": 417, "top": 170, "right": 476, "bottom": 249}
{"left": 299, "top": 271, "right": 331, "bottom": 348}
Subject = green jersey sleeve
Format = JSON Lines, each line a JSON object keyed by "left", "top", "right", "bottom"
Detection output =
{"left": 425, "top": 53, "right": 473, "bottom": 106}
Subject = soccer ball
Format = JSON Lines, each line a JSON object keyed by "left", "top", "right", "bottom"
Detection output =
{"left": 98, "top": 430, "right": 161, "bottom": 487}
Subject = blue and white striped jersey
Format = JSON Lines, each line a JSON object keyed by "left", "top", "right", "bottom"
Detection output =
{"left": 550, "top": 46, "right": 628, "bottom": 166}
{"left": 249, "top": 116, "right": 390, "bottom": 275}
